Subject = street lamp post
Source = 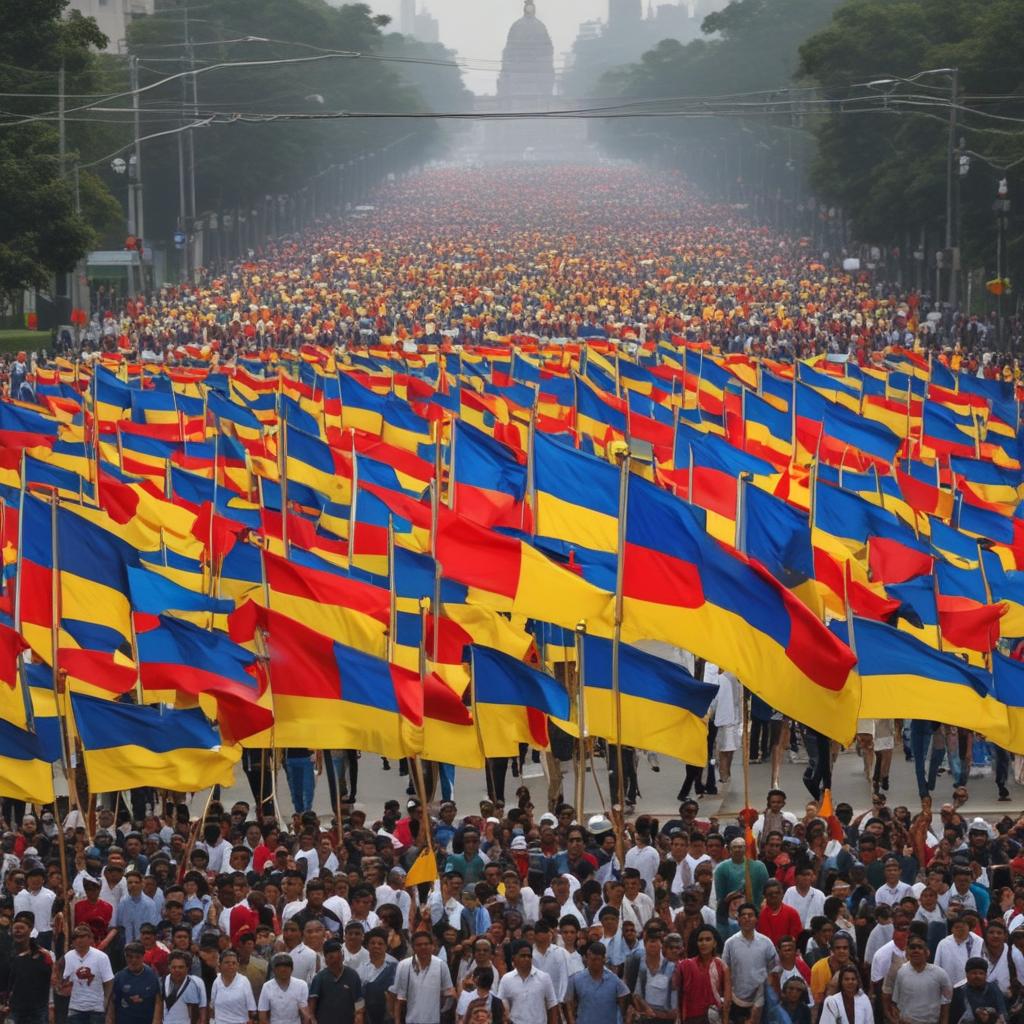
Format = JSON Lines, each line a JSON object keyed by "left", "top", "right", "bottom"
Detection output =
{"left": 866, "top": 68, "right": 959, "bottom": 304}
{"left": 995, "top": 178, "right": 1011, "bottom": 349}
{"left": 111, "top": 154, "right": 138, "bottom": 297}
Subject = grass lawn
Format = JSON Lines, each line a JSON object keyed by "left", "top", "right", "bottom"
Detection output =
{"left": 0, "top": 329, "right": 51, "bottom": 354}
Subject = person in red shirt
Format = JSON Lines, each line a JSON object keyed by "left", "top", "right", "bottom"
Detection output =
{"left": 756, "top": 880, "right": 802, "bottom": 946}
{"left": 73, "top": 876, "right": 116, "bottom": 951}
{"left": 139, "top": 923, "right": 170, "bottom": 976}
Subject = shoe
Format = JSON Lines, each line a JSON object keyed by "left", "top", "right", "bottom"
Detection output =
{"left": 704, "top": 787, "right": 718, "bottom": 796}
{"left": 382, "top": 758, "right": 391, "bottom": 770}
{"left": 405, "top": 784, "right": 415, "bottom": 796}
{"left": 999, "top": 788, "right": 1011, "bottom": 801}
{"left": 882, "top": 776, "right": 889, "bottom": 792}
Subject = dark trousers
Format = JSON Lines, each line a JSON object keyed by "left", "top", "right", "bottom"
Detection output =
{"left": 242, "top": 749, "right": 275, "bottom": 817}
{"left": 325, "top": 750, "right": 360, "bottom": 808}
{"left": 910, "top": 720, "right": 944, "bottom": 798}
{"left": 995, "top": 744, "right": 1011, "bottom": 793}
{"left": 749, "top": 718, "right": 771, "bottom": 760}
{"left": 486, "top": 757, "right": 509, "bottom": 804}
{"left": 802, "top": 728, "right": 832, "bottom": 800}
{"left": 608, "top": 745, "right": 639, "bottom": 803}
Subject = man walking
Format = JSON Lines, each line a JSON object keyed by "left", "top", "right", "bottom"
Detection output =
{"left": 722, "top": 905, "right": 778, "bottom": 1023}
{"left": 497, "top": 943, "right": 558, "bottom": 1024}
{"left": 390, "top": 931, "right": 455, "bottom": 1024}
{"left": 564, "top": 943, "right": 628, "bottom": 1024}
{"left": 62, "top": 925, "right": 115, "bottom": 1024}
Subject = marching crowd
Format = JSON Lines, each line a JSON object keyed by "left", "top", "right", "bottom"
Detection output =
{"left": 0, "top": 773, "right": 1022, "bottom": 1024}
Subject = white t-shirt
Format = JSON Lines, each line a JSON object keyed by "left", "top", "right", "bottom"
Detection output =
{"left": 323, "top": 895, "right": 351, "bottom": 927}
{"left": 781, "top": 887, "right": 825, "bottom": 928}
{"left": 64, "top": 946, "right": 114, "bottom": 1012}
{"left": 456, "top": 990, "right": 502, "bottom": 1024}
{"left": 163, "top": 974, "right": 207, "bottom": 1024}
{"left": 257, "top": 978, "right": 309, "bottom": 1024}
{"left": 211, "top": 974, "right": 257, "bottom": 1024}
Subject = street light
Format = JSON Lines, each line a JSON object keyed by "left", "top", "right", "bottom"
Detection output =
{"left": 864, "top": 68, "right": 959, "bottom": 304}
{"left": 111, "top": 154, "right": 140, "bottom": 295}
{"left": 995, "top": 178, "right": 1011, "bottom": 349}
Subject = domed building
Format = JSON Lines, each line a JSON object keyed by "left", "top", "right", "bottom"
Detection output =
{"left": 496, "top": 1, "right": 555, "bottom": 110}
{"left": 483, "top": 2, "right": 566, "bottom": 160}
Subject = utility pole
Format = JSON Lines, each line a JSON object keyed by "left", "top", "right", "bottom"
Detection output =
{"left": 57, "top": 60, "right": 66, "bottom": 176}
{"left": 185, "top": 3, "right": 198, "bottom": 275}
{"left": 945, "top": 67, "right": 959, "bottom": 307}
{"left": 131, "top": 55, "right": 145, "bottom": 296}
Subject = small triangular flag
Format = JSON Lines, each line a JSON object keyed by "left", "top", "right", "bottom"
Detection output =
{"left": 404, "top": 846, "right": 439, "bottom": 888}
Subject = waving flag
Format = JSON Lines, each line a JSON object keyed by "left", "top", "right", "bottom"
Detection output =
{"left": 471, "top": 644, "right": 570, "bottom": 754}
{"left": 73, "top": 693, "right": 240, "bottom": 792}
{"left": 581, "top": 635, "right": 716, "bottom": 764}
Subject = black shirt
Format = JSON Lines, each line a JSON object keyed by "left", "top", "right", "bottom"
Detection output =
{"left": 309, "top": 966, "right": 363, "bottom": 1024}
{"left": 7, "top": 946, "right": 53, "bottom": 1013}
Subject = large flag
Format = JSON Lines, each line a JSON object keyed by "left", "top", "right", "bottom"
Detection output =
{"left": 135, "top": 615, "right": 272, "bottom": 743}
{"left": 450, "top": 419, "right": 528, "bottom": 529}
{"left": 621, "top": 473, "right": 859, "bottom": 741}
{"left": 229, "top": 602, "right": 422, "bottom": 755}
{"left": 73, "top": 693, "right": 240, "bottom": 792}
{"left": 832, "top": 617, "right": 1005, "bottom": 737}
{"left": 0, "top": 719, "right": 55, "bottom": 803}
{"left": 581, "top": 635, "right": 716, "bottom": 765}
{"left": 471, "top": 645, "right": 570, "bottom": 755}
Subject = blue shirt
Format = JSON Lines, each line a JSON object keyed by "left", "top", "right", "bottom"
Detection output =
{"left": 112, "top": 965, "right": 161, "bottom": 1024}
{"left": 114, "top": 893, "right": 160, "bottom": 942}
{"left": 568, "top": 969, "right": 629, "bottom": 1024}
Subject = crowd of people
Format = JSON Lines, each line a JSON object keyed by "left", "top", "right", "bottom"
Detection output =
{"left": 2, "top": 164, "right": 1022, "bottom": 1024}
{"left": 0, "top": 776, "right": 1022, "bottom": 1024}
{"left": 36, "top": 164, "right": 1020, "bottom": 373}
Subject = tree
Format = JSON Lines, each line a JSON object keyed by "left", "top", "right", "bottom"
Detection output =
{"left": 0, "top": 0, "right": 115, "bottom": 306}
{"left": 798, "top": 0, "right": 1024, "bottom": 285}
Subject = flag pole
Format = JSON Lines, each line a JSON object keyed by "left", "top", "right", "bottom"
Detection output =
{"left": 387, "top": 515, "right": 397, "bottom": 663}
{"left": 13, "top": 456, "right": 35, "bottom": 733}
{"left": 278, "top": 419, "right": 289, "bottom": 558}
{"left": 611, "top": 451, "right": 630, "bottom": 818}
{"left": 741, "top": 689, "right": 752, "bottom": 902}
{"left": 573, "top": 621, "right": 587, "bottom": 818}
{"left": 48, "top": 494, "right": 80, "bottom": 828}
{"left": 414, "top": 599, "right": 436, "bottom": 826}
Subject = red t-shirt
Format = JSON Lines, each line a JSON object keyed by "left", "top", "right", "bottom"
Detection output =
{"left": 74, "top": 898, "right": 113, "bottom": 945}
{"left": 143, "top": 944, "right": 170, "bottom": 977}
{"left": 756, "top": 903, "right": 803, "bottom": 947}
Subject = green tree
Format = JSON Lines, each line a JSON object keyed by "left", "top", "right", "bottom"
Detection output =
{"left": 125, "top": 0, "right": 464, "bottom": 252}
{"left": 798, "top": 0, "right": 1024, "bottom": 284}
{"left": 0, "top": 0, "right": 116, "bottom": 307}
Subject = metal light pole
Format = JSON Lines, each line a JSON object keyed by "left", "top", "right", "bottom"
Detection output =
{"left": 865, "top": 68, "right": 959, "bottom": 303}
{"left": 995, "top": 178, "right": 1011, "bottom": 349}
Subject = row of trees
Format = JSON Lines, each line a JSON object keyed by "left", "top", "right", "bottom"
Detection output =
{"left": 1, "top": 0, "right": 470, "bottom": 308}
{"left": 591, "top": 0, "right": 1024, "bottom": 308}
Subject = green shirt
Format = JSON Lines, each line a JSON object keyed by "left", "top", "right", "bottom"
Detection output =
{"left": 714, "top": 857, "right": 770, "bottom": 909}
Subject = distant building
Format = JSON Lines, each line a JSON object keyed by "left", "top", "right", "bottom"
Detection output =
{"left": 399, "top": 0, "right": 415, "bottom": 35}
{"left": 481, "top": 1, "right": 586, "bottom": 160}
{"left": 413, "top": 7, "right": 440, "bottom": 44}
{"left": 609, "top": 0, "right": 642, "bottom": 29}
{"left": 66, "top": 0, "right": 155, "bottom": 54}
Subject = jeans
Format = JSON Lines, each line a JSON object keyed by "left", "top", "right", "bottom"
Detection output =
{"left": 439, "top": 763, "right": 456, "bottom": 801}
{"left": 910, "top": 721, "right": 944, "bottom": 797}
{"left": 285, "top": 755, "right": 315, "bottom": 813}
{"left": 13, "top": 1008, "right": 48, "bottom": 1024}
{"left": 68, "top": 1013, "right": 106, "bottom": 1024}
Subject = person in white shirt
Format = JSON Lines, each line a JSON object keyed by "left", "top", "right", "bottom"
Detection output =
{"left": 874, "top": 860, "right": 913, "bottom": 907}
{"left": 15, "top": 868, "right": 57, "bottom": 947}
{"left": 211, "top": 951, "right": 258, "bottom": 1024}
{"left": 620, "top": 871, "right": 653, "bottom": 931}
{"left": 258, "top": 954, "right": 310, "bottom": 1024}
{"left": 198, "top": 824, "right": 230, "bottom": 877}
{"left": 934, "top": 915, "right": 982, "bottom": 987}
{"left": 819, "top": 964, "right": 873, "bottom": 1024}
{"left": 532, "top": 923, "right": 571, "bottom": 1003}
{"left": 500, "top": 872, "right": 539, "bottom": 924}
{"left": 163, "top": 952, "right": 207, "bottom": 1024}
{"left": 62, "top": 925, "right": 114, "bottom": 1020}
{"left": 342, "top": 923, "right": 370, "bottom": 972}
{"left": 375, "top": 869, "right": 411, "bottom": 923}
{"left": 665, "top": 831, "right": 692, "bottom": 899}
{"left": 389, "top": 931, "right": 455, "bottom": 1024}
{"left": 781, "top": 866, "right": 825, "bottom": 928}
{"left": 497, "top": 943, "right": 558, "bottom": 1024}
{"left": 290, "top": 922, "right": 327, "bottom": 986}
{"left": 623, "top": 824, "right": 660, "bottom": 895}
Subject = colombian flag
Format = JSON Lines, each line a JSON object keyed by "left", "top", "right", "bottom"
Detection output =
{"left": 621, "top": 473, "right": 859, "bottom": 741}
{"left": 581, "top": 635, "right": 716, "bottom": 765}
{"left": 74, "top": 692, "right": 240, "bottom": 792}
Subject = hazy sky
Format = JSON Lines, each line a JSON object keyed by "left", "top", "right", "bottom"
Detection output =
{"left": 371, "top": 0, "right": 609, "bottom": 95}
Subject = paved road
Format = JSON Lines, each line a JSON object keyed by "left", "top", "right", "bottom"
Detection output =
{"left": 207, "top": 743, "right": 1022, "bottom": 825}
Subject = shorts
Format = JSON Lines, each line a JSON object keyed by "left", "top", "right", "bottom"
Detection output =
{"left": 856, "top": 719, "right": 875, "bottom": 739}
{"left": 717, "top": 725, "right": 740, "bottom": 752}
{"left": 874, "top": 719, "right": 895, "bottom": 751}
